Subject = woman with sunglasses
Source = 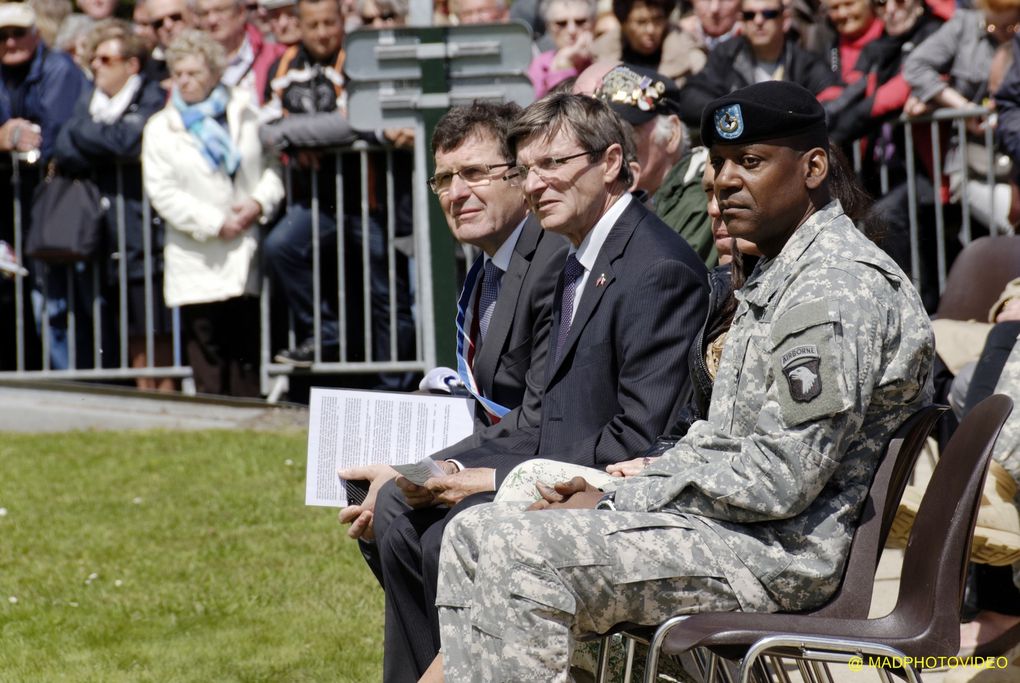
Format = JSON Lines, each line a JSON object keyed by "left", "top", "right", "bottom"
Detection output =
{"left": 52, "top": 19, "right": 172, "bottom": 388}
{"left": 528, "top": 0, "right": 596, "bottom": 97}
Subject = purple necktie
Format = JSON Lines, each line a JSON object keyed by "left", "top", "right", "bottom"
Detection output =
{"left": 554, "top": 254, "right": 585, "bottom": 363}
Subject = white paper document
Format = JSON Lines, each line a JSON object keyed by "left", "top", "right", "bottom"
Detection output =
{"left": 305, "top": 388, "right": 475, "bottom": 507}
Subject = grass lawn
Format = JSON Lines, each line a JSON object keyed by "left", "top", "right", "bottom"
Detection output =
{"left": 0, "top": 430, "right": 383, "bottom": 682}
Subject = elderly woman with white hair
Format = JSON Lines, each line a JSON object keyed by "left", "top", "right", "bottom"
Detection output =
{"left": 528, "top": 0, "right": 596, "bottom": 97}
{"left": 142, "top": 28, "right": 284, "bottom": 396}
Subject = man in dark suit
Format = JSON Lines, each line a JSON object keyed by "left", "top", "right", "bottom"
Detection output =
{"left": 337, "top": 101, "right": 566, "bottom": 564}
{"left": 376, "top": 93, "right": 710, "bottom": 682}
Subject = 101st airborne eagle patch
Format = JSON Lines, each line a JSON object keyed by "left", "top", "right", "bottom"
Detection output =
{"left": 781, "top": 344, "right": 822, "bottom": 402}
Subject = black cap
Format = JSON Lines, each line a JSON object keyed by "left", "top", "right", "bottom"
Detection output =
{"left": 594, "top": 64, "right": 681, "bottom": 126}
{"left": 700, "top": 81, "right": 827, "bottom": 147}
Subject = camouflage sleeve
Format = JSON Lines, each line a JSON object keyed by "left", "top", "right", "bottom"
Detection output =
{"left": 992, "top": 335, "right": 1020, "bottom": 486}
{"left": 613, "top": 266, "right": 926, "bottom": 522}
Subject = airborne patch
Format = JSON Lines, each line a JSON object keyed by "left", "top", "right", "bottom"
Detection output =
{"left": 782, "top": 345, "right": 822, "bottom": 403}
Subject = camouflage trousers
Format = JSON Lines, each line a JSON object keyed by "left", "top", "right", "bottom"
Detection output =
{"left": 435, "top": 502, "right": 742, "bottom": 682}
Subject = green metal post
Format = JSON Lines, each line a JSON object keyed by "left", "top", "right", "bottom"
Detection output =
{"left": 417, "top": 27, "right": 457, "bottom": 368}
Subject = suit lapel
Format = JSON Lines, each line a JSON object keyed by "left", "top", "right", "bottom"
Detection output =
{"left": 546, "top": 200, "right": 643, "bottom": 380}
{"left": 473, "top": 217, "right": 540, "bottom": 388}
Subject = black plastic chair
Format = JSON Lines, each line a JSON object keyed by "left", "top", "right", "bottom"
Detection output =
{"left": 591, "top": 403, "right": 948, "bottom": 682}
{"left": 639, "top": 395, "right": 1012, "bottom": 683}
{"left": 935, "top": 236, "right": 1020, "bottom": 322}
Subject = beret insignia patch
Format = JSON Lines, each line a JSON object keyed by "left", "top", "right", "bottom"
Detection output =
{"left": 715, "top": 104, "right": 744, "bottom": 140}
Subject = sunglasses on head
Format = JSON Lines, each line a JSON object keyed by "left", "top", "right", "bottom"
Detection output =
{"left": 148, "top": 12, "right": 184, "bottom": 28}
{"left": 741, "top": 8, "right": 781, "bottom": 20}
{"left": 0, "top": 27, "right": 29, "bottom": 41}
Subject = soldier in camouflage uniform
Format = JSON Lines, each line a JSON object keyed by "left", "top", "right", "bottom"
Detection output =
{"left": 424, "top": 81, "right": 935, "bottom": 683}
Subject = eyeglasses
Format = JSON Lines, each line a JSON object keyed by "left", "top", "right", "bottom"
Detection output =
{"left": 503, "top": 148, "right": 605, "bottom": 187}
{"left": 552, "top": 17, "right": 590, "bottom": 29}
{"left": 92, "top": 53, "right": 126, "bottom": 66}
{"left": 0, "top": 27, "right": 29, "bottom": 41}
{"left": 741, "top": 8, "right": 782, "bottom": 20}
{"left": 148, "top": 12, "right": 184, "bottom": 28}
{"left": 361, "top": 11, "right": 397, "bottom": 23}
{"left": 428, "top": 162, "right": 512, "bottom": 194}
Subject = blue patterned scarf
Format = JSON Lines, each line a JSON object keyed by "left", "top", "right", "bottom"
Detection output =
{"left": 172, "top": 85, "right": 241, "bottom": 176}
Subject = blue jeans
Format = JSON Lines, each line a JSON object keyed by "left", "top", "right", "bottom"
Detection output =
{"left": 263, "top": 205, "right": 416, "bottom": 379}
{"left": 31, "top": 261, "right": 106, "bottom": 370}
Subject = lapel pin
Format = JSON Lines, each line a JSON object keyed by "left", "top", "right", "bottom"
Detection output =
{"left": 595, "top": 273, "right": 606, "bottom": 287}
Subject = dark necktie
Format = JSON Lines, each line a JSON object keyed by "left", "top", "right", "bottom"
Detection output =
{"left": 478, "top": 259, "right": 502, "bottom": 343}
{"left": 554, "top": 254, "right": 585, "bottom": 363}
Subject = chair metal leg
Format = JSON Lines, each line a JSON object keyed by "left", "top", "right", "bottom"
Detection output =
{"left": 623, "top": 636, "right": 637, "bottom": 683}
{"left": 644, "top": 616, "right": 691, "bottom": 683}
{"left": 736, "top": 636, "right": 924, "bottom": 683}
{"left": 595, "top": 636, "right": 611, "bottom": 683}
{"left": 809, "top": 660, "right": 834, "bottom": 683}
{"left": 794, "top": 659, "right": 816, "bottom": 683}
{"left": 767, "top": 655, "right": 793, "bottom": 683}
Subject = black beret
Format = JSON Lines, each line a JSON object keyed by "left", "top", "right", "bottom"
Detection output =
{"left": 699, "top": 81, "right": 827, "bottom": 147}
{"left": 594, "top": 64, "right": 681, "bottom": 126}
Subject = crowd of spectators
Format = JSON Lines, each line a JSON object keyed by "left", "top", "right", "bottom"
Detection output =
{"left": 0, "top": 0, "right": 1018, "bottom": 396}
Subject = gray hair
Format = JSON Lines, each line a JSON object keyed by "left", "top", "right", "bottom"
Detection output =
{"left": 356, "top": 0, "right": 409, "bottom": 19}
{"left": 165, "top": 28, "right": 227, "bottom": 77}
{"left": 54, "top": 12, "right": 94, "bottom": 53}
{"left": 448, "top": 0, "right": 506, "bottom": 17}
{"left": 538, "top": 0, "right": 596, "bottom": 22}
{"left": 651, "top": 114, "right": 690, "bottom": 157}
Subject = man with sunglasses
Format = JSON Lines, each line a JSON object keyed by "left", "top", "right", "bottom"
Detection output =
{"left": 0, "top": 2, "right": 86, "bottom": 373}
{"left": 675, "top": 0, "right": 840, "bottom": 130}
{"left": 372, "top": 93, "right": 708, "bottom": 682}
{"left": 142, "top": 0, "right": 192, "bottom": 84}
{"left": 0, "top": 3, "right": 83, "bottom": 161}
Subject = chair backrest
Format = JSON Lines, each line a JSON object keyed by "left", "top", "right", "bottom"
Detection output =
{"left": 811, "top": 404, "right": 947, "bottom": 619}
{"left": 894, "top": 394, "right": 1013, "bottom": 656}
{"left": 935, "top": 236, "right": 1020, "bottom": 321}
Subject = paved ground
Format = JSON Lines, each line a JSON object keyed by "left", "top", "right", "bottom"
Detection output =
{"left": 0, "top": 381, "right": 308, "bottom": 433}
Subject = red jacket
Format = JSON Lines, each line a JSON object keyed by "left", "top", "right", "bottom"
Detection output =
{"left": 247, "top": 23, "right": 286, "bottom": 105}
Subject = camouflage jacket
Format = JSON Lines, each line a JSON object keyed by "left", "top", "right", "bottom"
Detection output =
{"left": 613, "top": 201, "right": 935, "bottom": 611}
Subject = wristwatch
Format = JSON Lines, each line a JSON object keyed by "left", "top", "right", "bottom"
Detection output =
{"left": 595, "top": 491, "right": 617, "bottom": 511}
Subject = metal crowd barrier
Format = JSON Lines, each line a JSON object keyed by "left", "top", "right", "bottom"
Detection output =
{"left": 0, "top": 142, "right": 435, "bottom": 400}
{"left": 0, "top": 107, "right": 1013, "bottom": 396}
{"left": 0, "top": 154, "right": 193, "bottom": 387}
{"left": 259, "top": 141, "right": 430, "bottom": 401}
{"left": 852, "top": 105, "right": 1012, "bottom": 296}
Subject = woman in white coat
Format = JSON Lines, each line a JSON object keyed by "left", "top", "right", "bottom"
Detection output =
{"left": 142, "top": 29, "right": 284, "bottom": 396}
